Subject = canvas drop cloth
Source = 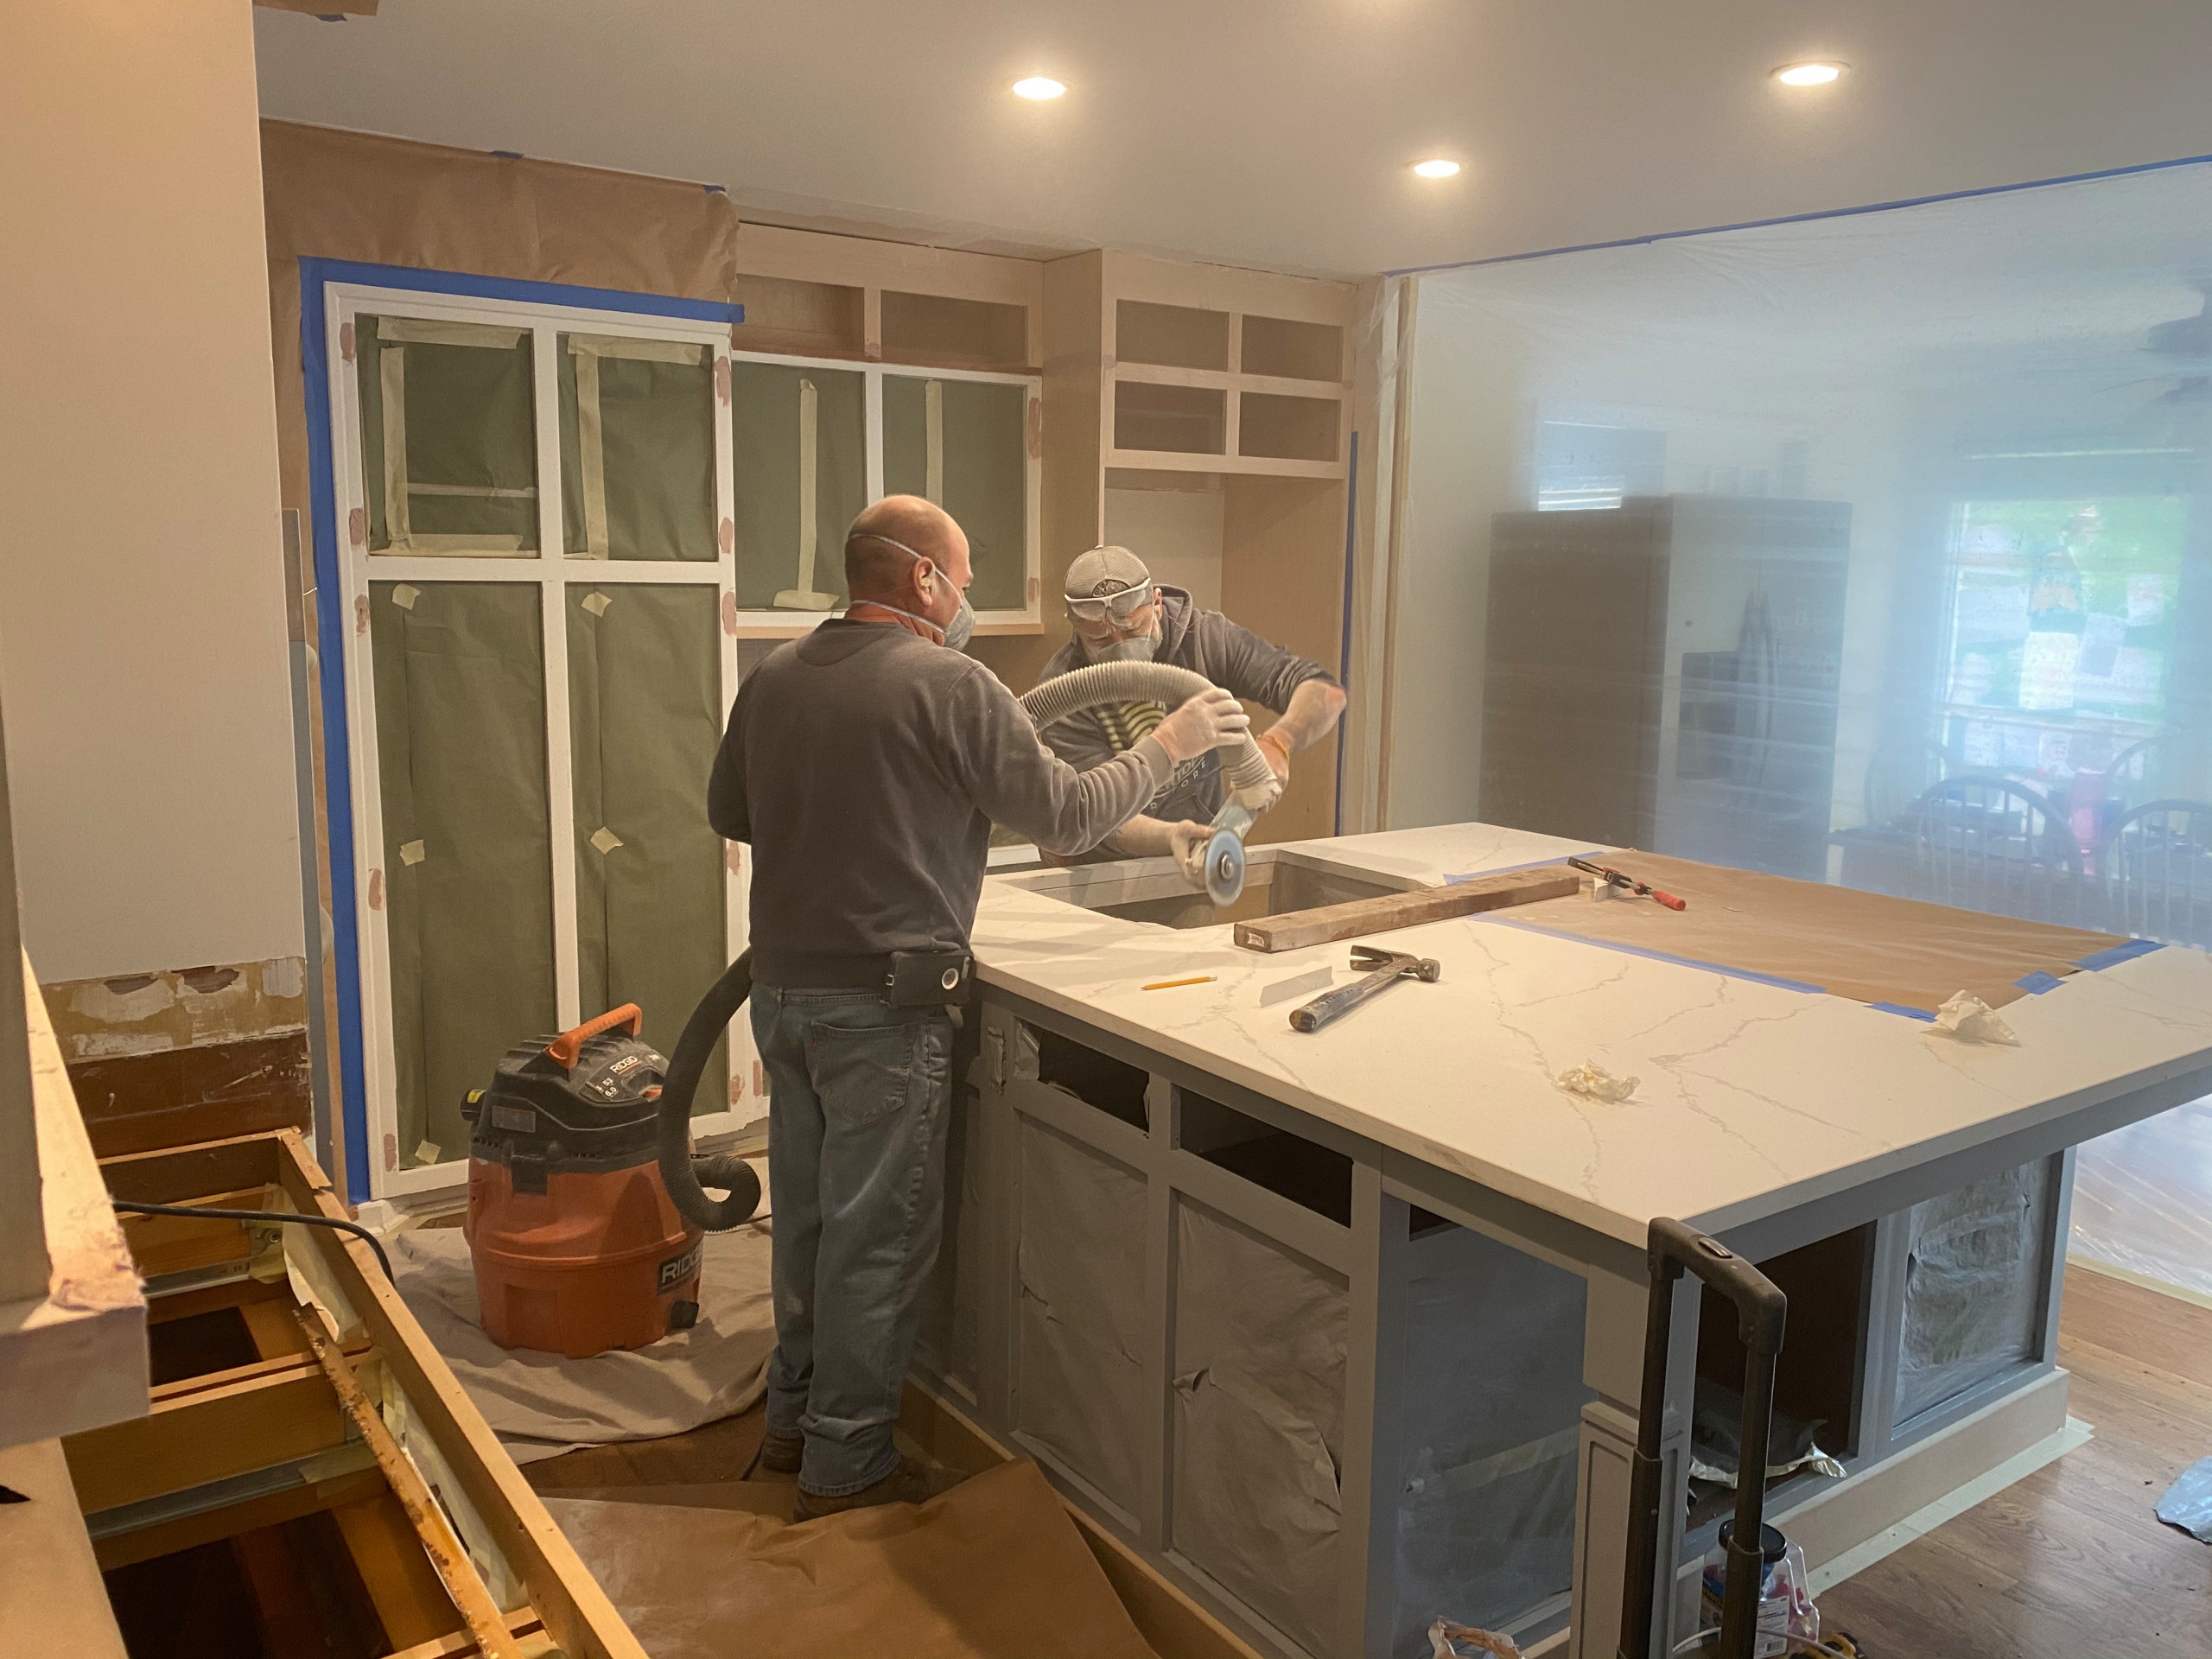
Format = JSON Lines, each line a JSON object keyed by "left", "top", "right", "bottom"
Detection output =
{"left": 390, "top": 1224, "right": 774, "bottom": 1460}
{"left": 543, "top": 1459, "right": 1159, "bottom": 1659}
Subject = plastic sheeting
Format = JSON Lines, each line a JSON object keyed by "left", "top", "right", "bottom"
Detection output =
{"left": 558, "top": 335, "right": 718, "bottom": 562}
{"left": 567, "top": 584, "right": 728, "bottom": 1094}
{"left": 885, "top": 374, "right": 1029, "bottom": 612}
{"left": 1172, "top": 1198, "right": 1347, "bottom": 1657}
{"left": 2069, "top": 1096, "right": 2212, "bottom": 1304}
{"left": 1393, "top": 162, "right": 2212, "bottom": 946}
{"left": 1896, "top": 1159, "right": 2057, "bottom": 1423}
{"left": 1389, "top": 1224, "right": 1589, "bottom": 1655}
{"left": 370, "top": 582, "right": 556, "bottom": 1170}
{"left": 1014, "top": 1118, "right": 1149, "bottom": 1512}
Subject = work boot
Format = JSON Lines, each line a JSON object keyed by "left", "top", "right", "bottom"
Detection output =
{"left": 791, "top": 1457, "right": 962, "bottom": 1522}
{"left": 755, "top": 1431, "right": 803, "bottom": 1476}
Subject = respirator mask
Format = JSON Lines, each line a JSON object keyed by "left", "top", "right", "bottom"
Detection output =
{"left": 850, "top": 533, "right": 976, "bottom": 652}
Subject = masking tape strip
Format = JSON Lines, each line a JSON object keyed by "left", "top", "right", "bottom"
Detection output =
{"left": 575, "top": 350, "right": 610, "bottom": 558}
{"left": 797, "top": 377, "right": 819, "bottom": 590}
{"left": 567, "top": 332, "right": 702, "bottom": 365}
{"left": 925, "top": 378, "right": 944, "bottom": 505}
{"left": 377, "top": 317, "right": 526, "bottom": 350}
{"left": 405, "top": 482, "right": 538, "bottom": 499}
{"left": 1869, "top": 1001, "right": 1938, "bottom": 1020}
{"left": 391, "top": 533, "right": 528, "bottom": 555}
{"left": 379, "top": 346, "right": 412, "bottom": 549}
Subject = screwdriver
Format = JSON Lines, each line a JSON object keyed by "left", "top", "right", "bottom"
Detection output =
{"left": 1568, "top": 855, "right": 1688, "bottom": 911}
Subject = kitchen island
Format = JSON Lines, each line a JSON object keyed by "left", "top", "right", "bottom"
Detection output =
{"left": 911, "top": 823, "right": 2212, "bottom": 1659}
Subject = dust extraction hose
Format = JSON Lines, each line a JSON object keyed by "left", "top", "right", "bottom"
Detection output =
{"left": 1017, "top": 662, "right": 1277, "bottom": 803}
{"left": 658, "top": 950, "right": 762, "bottom": 1232}
{"left": 662, "top": 668, "right": 1271, "bottom": 1230}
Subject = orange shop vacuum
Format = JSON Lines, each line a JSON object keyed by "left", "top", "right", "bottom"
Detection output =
{"left": 461, "top": 996, "right": 761, "bottom": 1359}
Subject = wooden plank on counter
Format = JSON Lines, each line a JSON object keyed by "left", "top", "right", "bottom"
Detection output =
{"left": 1231, "top": 866, "right": 1579, "bottom": 953}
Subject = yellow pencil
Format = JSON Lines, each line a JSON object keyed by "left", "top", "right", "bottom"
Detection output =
{"left": 1142, "top": 975, "right": 1216, "bottom": 991}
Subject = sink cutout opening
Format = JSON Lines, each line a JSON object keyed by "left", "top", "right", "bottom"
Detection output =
{"left": 1084, "top": 855, "right": 1400, "bottom": 931}
{"left": 1180, "top": 1089, "right": 1351, "bottom": 1226}
{"left": 1032, "top": 1024, "right": 1150, "bottom": 1132}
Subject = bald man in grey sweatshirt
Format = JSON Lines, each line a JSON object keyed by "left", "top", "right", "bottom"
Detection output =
{"left": 706, "top": 496, "right": 1247, "bottom": 1518}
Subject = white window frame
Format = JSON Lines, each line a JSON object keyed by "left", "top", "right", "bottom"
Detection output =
{"left": 721, "top": 347, "right": 1045, "bottom": 636}
{"left": 326, "top": 280, "right": 753, "bottom": 1200}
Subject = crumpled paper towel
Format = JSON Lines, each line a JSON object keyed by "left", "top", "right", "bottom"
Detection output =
{"left": 1556, "top": 1063, "right": 1638, "bottom": 1103}
{"left": 1929, "top": 990, "right": 2021, "bottom": 1046}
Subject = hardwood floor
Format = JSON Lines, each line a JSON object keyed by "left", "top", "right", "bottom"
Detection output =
{"left": 2071, "top": 1098, "right": 2212, "bottom": 1305}
{"left": 1818, "top": 1266, "right": 2212, "bottom": 1658}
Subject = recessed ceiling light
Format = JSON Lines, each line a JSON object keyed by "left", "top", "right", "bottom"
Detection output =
{"left": 1412, "top": 159, "right": 1461, "bottom": 179}
{"left": 1772, "top": 61, "right": 1845, "bottom": 86}
{"left": 1012, "top": 77, "right": 1066, "bottom": 100}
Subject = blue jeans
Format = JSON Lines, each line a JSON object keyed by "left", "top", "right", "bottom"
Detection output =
{"left": 750, "top": 984, "right": 953, "bottom": 1496}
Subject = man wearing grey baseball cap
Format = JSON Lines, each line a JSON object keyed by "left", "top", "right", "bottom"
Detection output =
{"left": 1036, "top": 545, "right": 1348, "bottom": 868}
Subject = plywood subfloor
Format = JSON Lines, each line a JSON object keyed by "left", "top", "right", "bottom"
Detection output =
{"left": 1818, "top": 1266, "right": 2212, "bottom": 1657}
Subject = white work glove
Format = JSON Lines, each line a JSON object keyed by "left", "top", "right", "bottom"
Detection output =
{"left": 1166, "top": 820, "right": 1211, "bottom": 883}
{"left": 1151, "top": 687, "right": 1250, "bottom": 764}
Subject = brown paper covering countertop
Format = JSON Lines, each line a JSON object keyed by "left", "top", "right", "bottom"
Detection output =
{"left": 543, "top": 1459, "right": 1160, "bottom": 1659}
{"left": 1500, "top": 852, "right": 2133, "bottom": 1014}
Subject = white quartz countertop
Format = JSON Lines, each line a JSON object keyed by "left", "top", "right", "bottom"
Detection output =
{"left": 970, "top": 823, "right": 2212, "bottom": 1249}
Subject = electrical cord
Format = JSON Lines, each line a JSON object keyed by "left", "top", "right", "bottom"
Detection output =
{"left": 111, "top": 1200, "right": 394, "bottom": 1281}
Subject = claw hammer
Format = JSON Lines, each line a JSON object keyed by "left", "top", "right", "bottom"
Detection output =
{"left": 1288, "top": 945, "right": 1441, "bottom": 1033}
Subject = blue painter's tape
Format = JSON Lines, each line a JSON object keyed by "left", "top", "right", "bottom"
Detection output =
{"left": 1474, "top": 914, "right": 1828, "bottom": 996}
{"left": 2014, "top": 970, "right": 2067, "bottom": 995}
{"left": 1869, "top": 1001, "right": 1938, "bottom": 1021}
{"left": 300, "top": 257, "right": 746, "bottom": 1199}
{"left": 302, "top": 257, "right": 741, "bottom": 328}
{"left": 2075, "top": 938, "right": 2164, "bottom": 972}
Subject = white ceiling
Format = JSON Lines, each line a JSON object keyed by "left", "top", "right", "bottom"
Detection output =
{"left": 253, "top": 1, "right": 2212, "bottom": 279}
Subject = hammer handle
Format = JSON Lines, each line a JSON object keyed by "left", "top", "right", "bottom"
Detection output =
{"left": 1290, "top": 964, "right": 1408, "bottom": 1033}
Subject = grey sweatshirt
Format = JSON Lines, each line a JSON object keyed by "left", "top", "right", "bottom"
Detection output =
{"left": 1034, "top": 588, "right": 1337, "bottom": 832}
{"left": 708, "top": 619, "right": 1171, "bottom": 988}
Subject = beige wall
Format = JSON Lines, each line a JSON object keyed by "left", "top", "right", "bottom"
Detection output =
{"left": 0, "top": 1, "right": 302, "bottom": 982}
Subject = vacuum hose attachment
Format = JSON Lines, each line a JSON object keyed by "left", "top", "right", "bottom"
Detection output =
{"left": 658, "top": 950, "right": 763, "bottom": 1232}
{"left": 1016, "top": 661, "right": 1277, "bottom": 802}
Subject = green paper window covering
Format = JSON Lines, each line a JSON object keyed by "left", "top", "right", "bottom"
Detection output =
{"left": 883, "top": 375, "right": 1028, "bottom": 613}
{"left": 370, "top": 582, "right": 556, "bottom": 1170}
{"left": 730, "top": 360, "right": 867, "bottom": 610}
{"left": 568, "top": 584, "right": 729, "bottom": 1109}
{"left": 357, "top": 315, "right": 539, "bottom": 556}
{"left": 557, "top": 335, "right": 719, "bottom": 563}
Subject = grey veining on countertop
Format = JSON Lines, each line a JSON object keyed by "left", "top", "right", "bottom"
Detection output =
{"left": 970, "top": 822, "right": 2212, "bottom": 1249}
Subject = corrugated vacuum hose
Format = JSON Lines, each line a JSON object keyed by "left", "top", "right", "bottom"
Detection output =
{"left": 657, "top": 949, "right": 763, "bottom": 1231}
{"left": 1017, "top": 660, "right": 1279, "bottom": 904}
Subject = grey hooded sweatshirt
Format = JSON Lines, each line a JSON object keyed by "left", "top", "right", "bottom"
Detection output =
{"left": 1033, "top": 587, "right": 1337, "bottom": 835}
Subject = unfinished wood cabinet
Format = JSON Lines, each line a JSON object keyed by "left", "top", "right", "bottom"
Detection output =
{"left": 992, "top": 251, "right": 1359, "bottom": 838}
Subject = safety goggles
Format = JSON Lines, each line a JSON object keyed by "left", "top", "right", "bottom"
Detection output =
{"left": 1065, "top": 582, "right": 1155, "bottom": 624}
